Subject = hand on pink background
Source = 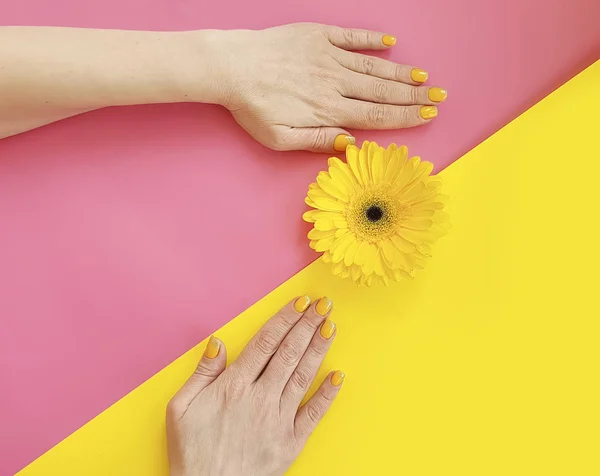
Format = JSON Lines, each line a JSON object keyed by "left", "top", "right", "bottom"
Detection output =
{"left": 166, "top": 296, "right": 342, "bottom": 476}
{"left": 210, "top": 23, "right": 448, "bottom": 152}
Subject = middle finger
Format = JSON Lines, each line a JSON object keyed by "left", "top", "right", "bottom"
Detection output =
{"left": 258, "top": 297, "right": 333, "bottom": 393}
{"left": 340, "top": 70, "right": 447, "bottom": 106}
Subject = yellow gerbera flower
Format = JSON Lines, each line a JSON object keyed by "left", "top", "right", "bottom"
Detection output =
{"left": 303, "top": 141, "right": 449, "bottom": 286}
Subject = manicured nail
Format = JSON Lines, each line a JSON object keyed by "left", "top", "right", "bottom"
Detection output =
{"left": 420, "top": 106, "right": 438, "bottom": 120}
{"left": 333, "top": 134, "right": 355, "bottom": 152}
{"left": 204, "top": 336, "right": 220, "bottom": 359}
{"left": 382, "top": 35, "right": 396, "bottom": 47}
{"left": 331, "top": 370, "right": 345, "bottom": 387}
{"left": 410, "top": 68, "right": 429, "bottom": 83}
{"left": 294, "top": 295, "right": 311, "bottom": 313}
{"left": 428, "top": 87, "right": 448, "bottom": 103}
{"left": 320, "top": 319, "right": 336, "bottom": 339}
{"left": 316, "top": 297, "right": 333, "bottom": 316}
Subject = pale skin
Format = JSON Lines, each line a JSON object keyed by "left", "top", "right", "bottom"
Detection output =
{"left": 2, "top": 23, "right": 446, "bottom": 474}
{"left": 0, "top": 23, "right": 447, "bottom": 152}
{"left": 167, "top": 296, "right": 341, "bottom": 476}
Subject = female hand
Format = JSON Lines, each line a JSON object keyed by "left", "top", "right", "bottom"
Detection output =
{"left": 208, "top": 23, "right": 447, "bottom": 152}
{"left": 166, "top": 296, "right": 343, "bottom": 476}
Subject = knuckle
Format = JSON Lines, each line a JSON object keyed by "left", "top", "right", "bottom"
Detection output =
{"left": 193, "top": 361, "right": 217, "bottom": 379}
{"left": 275, "top": 310, "right": 298, "bottom": 327}
{"left": 306, "top": 342, "right": 326, "bottom": 359}
{"left": 359, "top": 55, "right": 375, "bottom": 75}
{"left": 372, "top": 80, "right": 390, "bottom": 103}
{"left": 310, "top": 128, "right": 329, "bottom": 151}
{"left": 342, "top": 29, "right": 359, "bottom": 46}
{"left": 394, "top": 64, "right": 405, "bottom": 81}
{"left": 223, "top": 376, "right": 246, "bottom": 401}
{"left": 291, "top": 368, "right": 313, "bottom": 389}
{"left": 306, "top": 403, "right": 323, "bottom": 423}
{"left": 278, "top": 341, "right": 301, "bottom": 365}
{"left": 255, "top": 330, "right": 280, "bottom": 356}
{"left": 366, "top": 104, "right": 388, "bottom": 128}
{"left": 409, "top": 86, "right": 420, "bottom": 105}
{"left": 268, "top": 133, "right": 289, "bottom": 152}
{"left": 319, "top": 386, "right": 336, "bottom": 402}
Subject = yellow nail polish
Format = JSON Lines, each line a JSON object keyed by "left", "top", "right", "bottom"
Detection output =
{"left": 316, "top": 297, "right": 333, "bottom": 316}
{"left": 331, "top": 370, "right": 345, "bottom": 387}
{"left": 333, "top": 135, "right": 355, "bottom": 152}
{"left": 420, "top": 106, "right": 438, "bottom": 120}
{"left": 294, "top": 295, "right": 311, "bottom": 313}
{"left": 204, "top": 336, "right": 220, "bottom": 359}
{"left": 320, "top": 319, "right": 336, "bottom": 339}
{"left": 382, "top": 35, "right": 396, "bottom": 47}
{"left": 410, "top": 68, "right": 429, "bottom": 83}
{"left": 428, "top": 87, "right": 448, "bottom": 103}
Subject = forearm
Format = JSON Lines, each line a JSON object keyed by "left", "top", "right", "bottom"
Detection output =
{"left": 0, "top": 27, "right": 224, "bottom": 138}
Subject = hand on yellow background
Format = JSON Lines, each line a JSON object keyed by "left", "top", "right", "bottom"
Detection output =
{"left": 166, "top": 296, "right": 343, "bottom": 476}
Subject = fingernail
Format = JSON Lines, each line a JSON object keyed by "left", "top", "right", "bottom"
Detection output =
{"left": 320, "top": 319, "right": 336, "bottom": 339}
{"left": 428, "top": 87, "right": 448, "bottom": 103}
{"left": 331, "top": 370, "right": 345, "bottom": 387}
{"left": 333, "top": 135, "right": 355, "bottom": 152}
{"left": 316, "top": 297, "right": 333, "bottom": 316}
{"left": 420, "top": 106, "right": 438, "bottom": 120}
{"left": 204, "top": 336, "right": 220, "bottom": 359}
{"left": 294, "top": 295, "right": 311, "bottom": 313}
{"left": 382, "top": 35, "right": 396, "bottom": 47}
{"left": 410, "top": 68, "right": 429, "bottom": 83}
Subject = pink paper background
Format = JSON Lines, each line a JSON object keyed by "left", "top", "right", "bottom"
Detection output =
{"left": 1, "top": 0, "right": 599, "bottom": 474}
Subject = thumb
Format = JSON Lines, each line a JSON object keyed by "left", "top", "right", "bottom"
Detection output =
{"left": 279, "top": 126, "right": 356, "bottom": 153}
{"left": 177, "top": 336, "right": 227, "bottom": 403}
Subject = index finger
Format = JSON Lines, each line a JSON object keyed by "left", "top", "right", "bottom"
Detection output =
{"left": 229, "top": 296, "right": 312, "bottom": 384}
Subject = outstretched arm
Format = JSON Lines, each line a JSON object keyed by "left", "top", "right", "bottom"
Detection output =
{"left": 0, "top": 24, "right": 447, "bottom": 152}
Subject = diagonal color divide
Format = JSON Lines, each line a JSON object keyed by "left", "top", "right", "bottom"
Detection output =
{"left": 2, "top": 1, "right": 599, "bottom": 472}
{"left": 18, "top": 61, "right": 600, "bottom": 476}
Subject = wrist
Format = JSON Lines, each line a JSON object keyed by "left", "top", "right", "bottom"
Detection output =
{"left": 164, "top": 30, "right": 234, "bottom": 107}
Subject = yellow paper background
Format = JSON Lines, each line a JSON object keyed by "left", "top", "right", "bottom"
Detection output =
{"left": 19, "top": 61, "right": 600, "bottom": 475}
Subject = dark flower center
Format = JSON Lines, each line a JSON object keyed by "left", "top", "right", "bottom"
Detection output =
{"left": 366, "top": 205, "right": 384, "bottom": 222}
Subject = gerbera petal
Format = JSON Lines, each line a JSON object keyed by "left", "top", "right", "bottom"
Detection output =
{"left": 303, "top": 210, "right": 340, "bottom": 223}
{"left": 308, "top": 182, "right": 319, "bottom": 191}
{"left": 373, "top": 251, "right": 385, "bottom": 276}
{"left": 358, "top": 144, "right": 371, "bottom": 185}
{"left": 335, "top": 228, "right": 348, "bottom": 238}
{"left": 328, "top": 157, "right": 357, "bottom": 190}
{"left": 307, "top": 228, "right": 335, "bottom": 240}
{"left": 350, "top": 265, "right": 362, "bottom": 282}
{"left": 307, "top": 190, "right": 346, "bottom": 212}
{"left": 332, "top": 260, "right": 346, "bottom": 276}
{"left": 314, "top": 220, "right": 336, "bottom": 231}
{"left": 393, "top": 155, "right": 417, "bottom": 190}
{"left": 399, "top": 227, "right": 438, "bottom": 244}
{"left": 391, "top": 234, "right": 416, "bottom": 253}
{"left": 344, "top": 239, "right": 359, "bottom": 266}
{"left": 346, "top": 145, "right": 363, "bottom": 185}
{"left": 315, "top": 235, "right": 336, "bottom": 252}
{"left": 406, "top": 160, "right": 434, "bottom": 188}
{"left": 403, "top": 218, "right": 434, "bottom": 231}
{"left": 371, "top": 146, "right": 386, "bottom": 184}
{"left": 433, "top": 211, "right": 450, "bottom": 224}
{"left": 317, "top": 171, "right": 349, "bottom": 202}
{"left": 305, "top": 197, "right": 317, "bottom": 208}
{"left": 381, "top": 239, "right": 396, "bottom": 263}
{"left": 416, "top": 243, "right": 432, "bottom": 257}
{"left": 309, "top": 240, "right": 318, "bottom": 250}
{"left": 322, "top": 251, "right": 333, "bottom": 263}
{"left": 332, "top": 232, "right": 355, "bottom": 263}
{"left": 399, "top": 182, "right": 426, "bottom": 202}
{"left": 354, "top": 241, "right": 376, "bottom": 266}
